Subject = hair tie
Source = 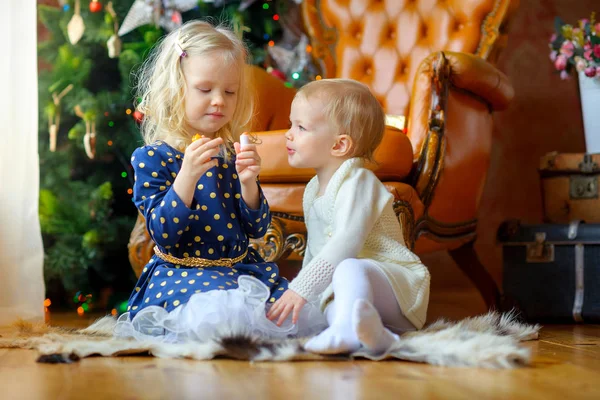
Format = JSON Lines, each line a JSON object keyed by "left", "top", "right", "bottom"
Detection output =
{"left": 175, "top": 42, "right": 187, "bottom": 58}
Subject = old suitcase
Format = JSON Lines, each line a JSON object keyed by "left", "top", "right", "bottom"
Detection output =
{"left": 498, "top": 220, "right": 600, "bottom": 323}
{"left": 539, "top": 152, "right": 600, "bottom": 223}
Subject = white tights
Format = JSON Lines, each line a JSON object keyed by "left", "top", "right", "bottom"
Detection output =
{"left": 304, "top": 258, "right": 415, "bottom": 355}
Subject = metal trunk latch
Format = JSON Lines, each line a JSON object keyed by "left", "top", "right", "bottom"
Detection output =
{"left": 526, "top": 232, "right": 555, "bottom": 263}
{"left": 571, "top": 154, "right": 599, "bottom": 199}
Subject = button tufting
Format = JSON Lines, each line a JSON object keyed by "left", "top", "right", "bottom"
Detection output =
{"left": 387, "top": 26, "right": 396, "bottom": 40}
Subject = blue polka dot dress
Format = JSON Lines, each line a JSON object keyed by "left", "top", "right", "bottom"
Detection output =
{"left": 115, "top": 142, "right": 326, "bottom": 342}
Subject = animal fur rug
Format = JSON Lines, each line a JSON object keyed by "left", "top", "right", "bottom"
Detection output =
{"left": 0, "top": 311, "right": 539, "bottom": 369}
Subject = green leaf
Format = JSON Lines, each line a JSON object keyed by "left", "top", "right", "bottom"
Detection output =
{"left": 554, "top": 16, "right": 565, "bottom": 34}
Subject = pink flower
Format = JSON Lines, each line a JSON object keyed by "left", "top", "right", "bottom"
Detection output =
{"left": 550, "top": 50, "right": 558, "bottom": 61}
{"left": 596, "top": 23, "right": 600, "bottom": 33}
{"left": 550, "top": 33, "right": 557, "bottom": 42}
{"left": 560, "top": 40, "right": 575, "bottom": 57}
{"left": 560, "top": 70, "right": 569, "bottom": 80}
{"left": 555, "top": 54, "right": 568, "bottom": 70}
{"left": 594, "top": 45, "right": 600, "bottom": 59}
{"left": 584, "top": 66, "right": 597, "bottom": 78}
{"left": 576, "top": 58, "right": 587, "bottom": 72}
{"left": 579, "top": 19, "right": 589, "bottom": 29}
{"left": 584, "top": 42, "right": 592, "bottom": 51}
{"left": 597, "top": 67, "right": 600, "bottom": 77}
{"left": 584, "top": 49, "right": 593, "bottom": 61}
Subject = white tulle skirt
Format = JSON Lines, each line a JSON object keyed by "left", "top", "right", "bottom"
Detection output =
{"left": 114, "top": 276, "right": 328, "bottom": 343}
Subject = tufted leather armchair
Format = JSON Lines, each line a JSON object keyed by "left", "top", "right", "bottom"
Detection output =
{"left": 129, "top": 0, "right": 518, "bottom": 309}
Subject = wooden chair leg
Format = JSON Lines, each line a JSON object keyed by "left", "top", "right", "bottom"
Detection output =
{"left": 449, "top": 241, "right": 501, "bottom": 310}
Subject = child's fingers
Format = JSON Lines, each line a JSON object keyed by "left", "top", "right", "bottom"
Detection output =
{"left": 237, "top": 144, "right": 256, "bottom": 153}
{"left": 267, "top": 299, "right": 283, "bottom": 320}
{"left": 292, "top": 304, "right": 301, "bottom": 325}
{"left": 233, "top": 142, "right": 241, "bottom": 154}
{"left": 198, "top": 147, "right": 221, "bottom": 162}
{"left": 235, "top": 146, "right": 257, "bottom": 158}
{"left": 198, "top": 159, "right": 218, "bottom": 176}
{"left": 277, "top": 304, "right": 293, "bottom": 326}
{"left": 235, "top": 158, "right": 259, "bottom": 166}
{"left": 190, "top": 137, "right": 223, "bottom": 153}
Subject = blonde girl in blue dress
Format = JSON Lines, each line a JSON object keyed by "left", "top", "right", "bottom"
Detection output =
{"left": 115, "top": 21, "right": 326, "bottom": 342}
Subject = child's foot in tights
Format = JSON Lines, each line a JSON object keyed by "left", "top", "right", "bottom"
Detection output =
{"left": 303, "top": 322, "right": 360, "bottom": 354}
{"left": 352, "top": 299, "right": 399, "bottom": 354}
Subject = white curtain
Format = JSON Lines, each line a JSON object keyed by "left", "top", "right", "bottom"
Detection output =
{"left": 0, "top": 0, "right": 45, "bottom": 324}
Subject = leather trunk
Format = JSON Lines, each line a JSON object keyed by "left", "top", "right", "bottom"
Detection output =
{"left": 539, "top": 152, "right": 600, "bottom": 223}
{"left": 498, "top": 220, "right": 600, "bottom": 323}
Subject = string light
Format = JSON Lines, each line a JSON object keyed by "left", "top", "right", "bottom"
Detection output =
{"left": 127, "top": 188, "right": 133, "bottom": 195}
{"left": 316, "top": 75, "right": 322, "bottom": 80}
{"left": 121, "top": 172, "right": 127, "bottom": 178}
{"left": 268, "top": 40, "right": 275, "bottom": 47}
{"left": 104, "top": 112, "right": 109, "bottom": 117}
{"left": 273, "top": 14, "right": 279, "bottom": 21}
{"left": 108, "top": 140, "right": 114, "bottom": 146}
{"left": 262, "top": 3, "right": 269, "bottom": 9}
{"left": 126, "top": 109, "right": 132, "bottom": 115}
{"left": 77, "top": 306, "right": 84, "bottom": 316}
{"left": 108, "top": 121, "right": 114, "bottom": 127}
{"left": 44, "top": 299, "right": 52, "bottom": 307}
{"left": 292, "top": 72, "right": 300, "bottom": 80}
{"left": 306, "top": 45, "right": 313, "bottom": 53}
{"left": 263, "top": 34, "right": 269, "bottom": 40}
{"left": 111, "top": 308, "right": 118, "bottom": 316}
{"left": 118, "top": 301, "right": 129, "bottom": 313}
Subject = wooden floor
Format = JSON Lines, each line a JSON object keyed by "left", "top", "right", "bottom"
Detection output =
{"left": 1, "top": 289, "right": 598, "bottom": 400}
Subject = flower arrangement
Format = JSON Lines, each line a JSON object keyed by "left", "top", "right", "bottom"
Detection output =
{"left": 549, "top": 13, "right": 600, "bottom": 79}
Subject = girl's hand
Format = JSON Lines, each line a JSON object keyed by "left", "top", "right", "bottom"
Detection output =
{"left": 267, "top": 289, "right": 307, "bottom": 326}
{"left": 234, "top": 140, "right": 261, "bottom": 185}
{"left": 173, "top": 137, "right": 223, "bottom": 208}
{"left": 180, "top": 137, "right": 223, "bottom": 181}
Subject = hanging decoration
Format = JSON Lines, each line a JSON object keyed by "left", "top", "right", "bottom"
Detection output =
{"left": 118, "top": 0, "right": 198, "bottom": 36}
{"left": 47, "top": 84, "right": 74, "bottom": 152}
{"left": 105, "top": 2, "right": 122, "bottom": 58}
{"left": 67, "top": 0, "right": 86, "bottom": 44}
{"left": 268, "top": 34, "right": 311, "bottom": 77}
{"left": 74, "top": 105, "right": 97, "bottom": 159}
{"left": 89, "top": 0, "right": 103, "bottom": 13}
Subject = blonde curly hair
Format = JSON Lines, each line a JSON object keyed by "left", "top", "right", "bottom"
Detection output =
{"left": 135, "top": 20, "right": 252, "bottom": 150}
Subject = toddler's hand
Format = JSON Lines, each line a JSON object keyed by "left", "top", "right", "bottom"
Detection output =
{"left": 234, "top": 134, "right": 261, "bottom": 185}
{"left": 180, "top": 137, "right": 223, "bottom": 181}
{"left": 267, "top": 289, "right": 307, "bottom": 326}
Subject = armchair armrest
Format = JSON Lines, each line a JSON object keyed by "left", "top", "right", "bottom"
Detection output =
{"left": 246, "top": 65, "right": 297, "bottom": 131}
{"left": 407, "top": 52, "right": 514, "bottom": 218}
{"left": 253, "top": 126, "right": 414, "bottom": 184}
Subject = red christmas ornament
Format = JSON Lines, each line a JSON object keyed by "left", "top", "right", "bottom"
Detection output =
{"left": 133, "top": 110, "right": 144, "bottom": 123}
{"left": 269, "top": 68, "right": 287, "bottom": 81}
{"left": 89, "top": 0, "right": 102, "bottom": 13}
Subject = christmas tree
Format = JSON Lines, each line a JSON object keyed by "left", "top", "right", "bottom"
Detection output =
{"left": 37, "top": 0, "right": 311, "bottom": 314}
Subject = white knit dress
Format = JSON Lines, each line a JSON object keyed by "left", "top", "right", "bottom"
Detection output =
{"left": 289, "top": 158, "right": 430, "bottom": 329}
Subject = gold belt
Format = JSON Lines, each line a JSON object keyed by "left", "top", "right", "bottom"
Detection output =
{"left": 153, "top": 246, "right": 248, "bottom": 268}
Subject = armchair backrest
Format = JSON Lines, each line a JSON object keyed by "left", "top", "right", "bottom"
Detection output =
{"left": 302, "top": 0, "right": 518, "bottom": 116}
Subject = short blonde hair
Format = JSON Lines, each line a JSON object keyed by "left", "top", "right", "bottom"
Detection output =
{"left": 135, "top": 20, "right": 252, "bottom": 148}
{"left": 296, "top": 79, "right": 385, "bottom": 162}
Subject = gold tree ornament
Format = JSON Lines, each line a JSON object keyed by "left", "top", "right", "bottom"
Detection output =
{"left": 47, "top": 84, "right": 74, "bottom": 152}
{"left": 67, "top": 0, "right": 85, "bottom": 45}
